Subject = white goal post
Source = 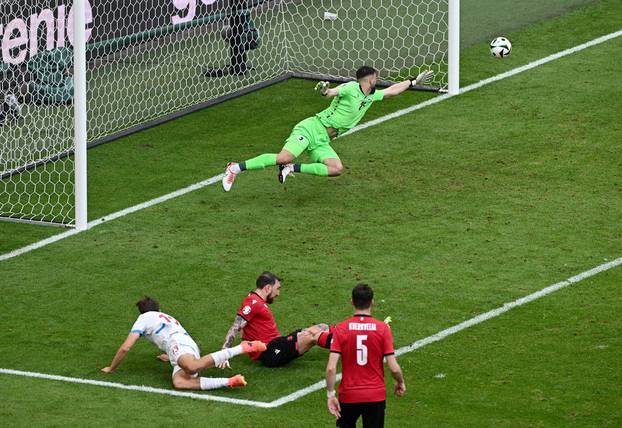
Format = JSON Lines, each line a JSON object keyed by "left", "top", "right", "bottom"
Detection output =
{"left": 0, "top": 0, "right": 459, "bottom": 227}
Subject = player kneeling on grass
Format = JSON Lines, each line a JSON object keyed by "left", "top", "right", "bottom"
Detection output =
{"left": 218, "top": 271, "right": 335, "bottom": 368}
{"left": 101, "top": 296, "right": 266, "bottom": 390}
{"left": 221, "top": 66, "right": 434, "bottom": 191}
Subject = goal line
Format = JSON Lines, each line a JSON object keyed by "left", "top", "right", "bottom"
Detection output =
{"left": 1, "top": 28, "right": 620, "bottom": 263}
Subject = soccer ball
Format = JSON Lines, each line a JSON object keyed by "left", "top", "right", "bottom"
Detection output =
{"left": 490, "top": 37, "right": 512, "bottom": 58}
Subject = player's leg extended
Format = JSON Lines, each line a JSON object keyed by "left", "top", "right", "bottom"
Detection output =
{"left": 288, "top": 146, "right": 343, "bottom": 178}
{"left": 191, "top": 340, "right": 266, "bottom": 372}
{"left": 171, "top": 361, "right": 246, "bottom": 390}
{"left": 222, "top": 124, "right": 309, "bottom": 191}
{"left": 179, "top": 341, "right": 267, "bottom": 374}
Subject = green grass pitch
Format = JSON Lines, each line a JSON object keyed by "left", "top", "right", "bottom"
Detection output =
{"left": 1, "top": 0, "right": 621, "bottom": 426}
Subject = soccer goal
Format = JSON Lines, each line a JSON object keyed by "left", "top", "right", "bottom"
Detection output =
{"left": 0, "top": 0, "right": 459, "bottom": 228}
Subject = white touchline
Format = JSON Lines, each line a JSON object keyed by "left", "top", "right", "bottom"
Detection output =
{"left": 0, "top": 29, "right": 620, "bottom": 263}
{"left": 1, "top": 256, "right": 621, "bottom": 407}
{"left": 0, "top": 368, "right": 272, "bottom": 408}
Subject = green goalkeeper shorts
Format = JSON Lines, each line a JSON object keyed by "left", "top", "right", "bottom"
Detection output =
{"left": 283, "top": 116, "right": 340, "bottom": 163}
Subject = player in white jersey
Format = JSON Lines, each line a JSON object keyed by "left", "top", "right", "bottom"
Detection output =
{"left": 101, "top": 297, "right": 267, "bottom": 390}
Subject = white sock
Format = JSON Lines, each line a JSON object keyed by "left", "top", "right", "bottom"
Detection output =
{"left": 200, "top": 377, "right": 229, "bottom": 390}
{"left": 230, "top": 163, "right": 242, "bottom": 174}
{"left": 209, "top": 345, "right": 244, "bottom": 366}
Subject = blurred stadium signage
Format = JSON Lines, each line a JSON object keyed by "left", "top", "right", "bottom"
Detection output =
{"left": 1, "top": 0, "right": 226, "bottom": 65}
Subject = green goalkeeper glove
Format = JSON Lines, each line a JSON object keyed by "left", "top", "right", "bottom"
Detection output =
{"left": 410, "top": 70, "right": 434, "bottom": 87}
{"left": 314, "top": 81, "right": 330, "bottom": 96}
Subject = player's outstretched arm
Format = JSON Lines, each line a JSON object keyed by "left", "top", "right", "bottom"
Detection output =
{"left": 386, "top": 355, "right": 406, "bottom": 396}
{"left": 383, "top": 80, "right": 412, "bottom": 98}
{"left": 325, "top": 352, "right": 342, "bottom": 418}
{"left": 383, "top": 70, "right": 435, "bottom": 98}
{"left": 218, "top": 315, "right": 248, "bottom": 369}
{"left": 101, "top": 332, "right": 140, "bottom": 373}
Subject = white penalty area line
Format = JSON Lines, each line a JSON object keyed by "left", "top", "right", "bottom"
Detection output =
{"left": 2, "top": 256, "right": 621, "bottom": 407}
{"left": 1, "top": 28, "right": 621, "bottom": 263}
{"left": 266, "top": 256, "right": 622, "bottom": 407}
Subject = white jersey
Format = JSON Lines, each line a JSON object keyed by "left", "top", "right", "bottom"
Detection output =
{"left": 130, "top": 311, "right": 192, "bottom": 353}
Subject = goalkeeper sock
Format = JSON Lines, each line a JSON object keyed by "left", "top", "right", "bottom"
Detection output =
{"left": 209, "top": 345, "right": 243, "bottom": 366}
{"left": 200, "top": 377, "right": 229, "bottom": 390}
{"left": 244, "top": 153, "right": 277, "bottom": 170}
{"left": 294, "top": 163, "right": 329, "bottom": 177}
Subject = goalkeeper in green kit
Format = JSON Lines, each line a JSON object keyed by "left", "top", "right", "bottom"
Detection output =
{"left": 222, "top": 66, "right": 434, "bottom": 191}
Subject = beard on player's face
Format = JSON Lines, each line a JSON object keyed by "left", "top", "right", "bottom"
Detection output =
{"left": 264, "top": 285, "right": 278, "bottom": 304}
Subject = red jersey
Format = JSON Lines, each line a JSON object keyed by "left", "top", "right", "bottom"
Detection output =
{"left": 330, "top": 314, "right": 394, "bottom": 403}
{"left": 237, "top": 291, "right": 280, "bottom": 359}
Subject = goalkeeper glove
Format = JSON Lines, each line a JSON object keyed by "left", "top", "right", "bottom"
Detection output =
{"left": 314, "top": 81, "right": 330, "bottom": 96}
{"left": 410, "top": 70, "right": 434, "bottom": 87}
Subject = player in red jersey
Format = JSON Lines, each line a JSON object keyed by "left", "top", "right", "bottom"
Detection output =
{"left": 219, "top": 271, "right": 335, "bottom": 368}
{"left": 326, "top": 284, "right": 406, "bottom": 428}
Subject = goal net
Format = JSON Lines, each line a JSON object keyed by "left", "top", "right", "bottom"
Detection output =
{"left": 1, "top": 0, "right": 453, "bottom": 226}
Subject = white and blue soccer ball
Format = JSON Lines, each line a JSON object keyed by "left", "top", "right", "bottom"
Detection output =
{"left": 490, "top": 37, "right": 512, "bottom": 58}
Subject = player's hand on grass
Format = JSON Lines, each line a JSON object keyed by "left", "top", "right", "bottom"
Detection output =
{"left": 410, "top": 70, "right": 434, "bottom": 87}
{"left": 157, "top": 354, "right": 169, "bottom": 362}
{"left": 327, "top": 396, "right": 341, "bottom": 418}
{"left": 394, "top": 381, "right": 406, "bottom": 396}
{"left": 101, "top": 366, "right": 114, "bottom": 374}
{"left": 218, "top": 360, "right": 231, "bottom": 369}
{"left": 314, "top": 81, "right": 330, "bottom": 96}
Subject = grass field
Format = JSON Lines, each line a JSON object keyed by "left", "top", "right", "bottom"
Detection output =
{"left": 1, "top": 0, "right": 621, "bottom": 426}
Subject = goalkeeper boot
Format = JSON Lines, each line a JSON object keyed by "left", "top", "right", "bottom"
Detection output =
{"left": 278, "top": 164, "right": 295, "bottom": 184}
{"left": 227, "top": 374, "right": 247, "bottom": 388}
{"left": 222, "top": 162, "right": 239, "bottom": 192}
{"left": 240, "top": 340, "right": 267, "bottom": 354}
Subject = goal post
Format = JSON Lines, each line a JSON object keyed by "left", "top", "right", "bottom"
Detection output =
{"left": 1, "top": 0, "right": 459, "bottom": 227}
{"left": 74, "top": 0, "right": 88, "bottom": 231}
{"left": 448, "top": 0, "right": 460, "bottom": 95}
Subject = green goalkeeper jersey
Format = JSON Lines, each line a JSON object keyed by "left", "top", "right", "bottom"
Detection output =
{"left": 316, "top": 81, "right": 385, "bottom": 135}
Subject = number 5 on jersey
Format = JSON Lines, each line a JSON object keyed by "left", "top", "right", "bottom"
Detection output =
{"left": 356, "top": 335, "right": 368, "bottom": 365}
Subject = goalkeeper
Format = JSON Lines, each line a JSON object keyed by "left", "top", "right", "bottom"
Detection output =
{"left": 222, "top": 66, "right": 433, "bottom": 191}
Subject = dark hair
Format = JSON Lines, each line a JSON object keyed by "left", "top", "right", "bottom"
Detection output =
{"left": 136, "top": 296, "right": 160, "bottom": 313}
{"left": 256, "top": 271, "right": 280, "bottom": 289}
{"left": 356, "top": 66, "right": 378, "bottom": 80}
{"left": 352, "top": 283, "right": 373, "bottom": 310}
